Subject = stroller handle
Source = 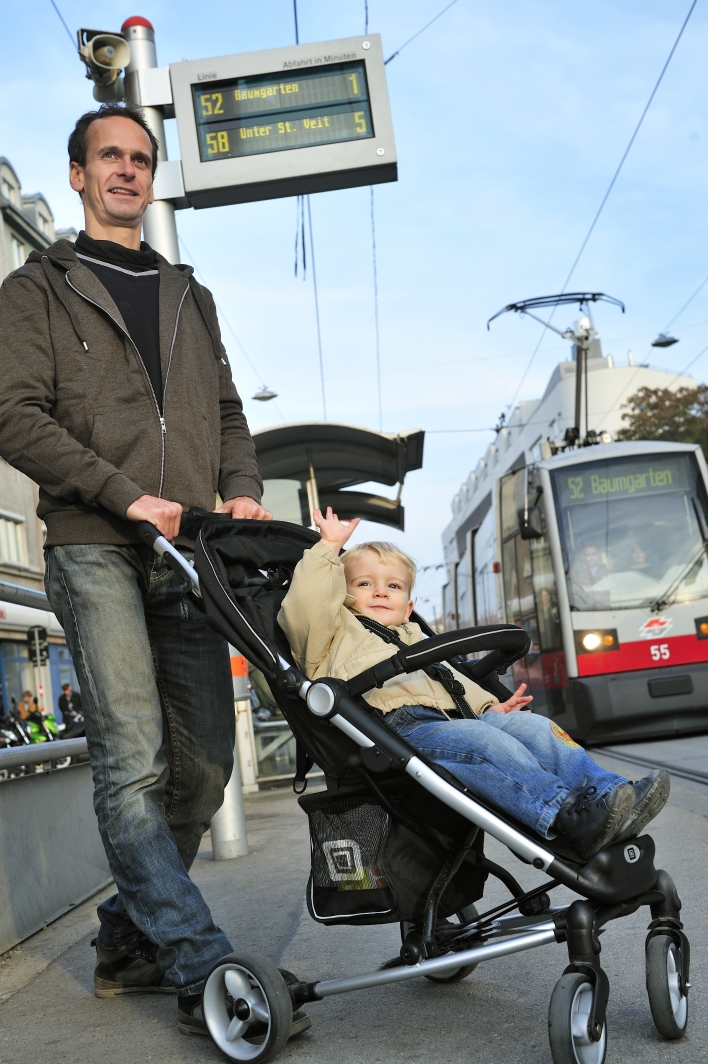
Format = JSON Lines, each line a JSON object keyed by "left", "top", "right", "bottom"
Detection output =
{"left": 136, "top": 520, "right": 201, "bottom": 598}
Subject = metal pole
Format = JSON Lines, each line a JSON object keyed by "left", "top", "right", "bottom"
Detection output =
{"left": 122, "top": 17, "right": 180, "bottom": 263}
{"left": 210, "top": 721, "right": 249, "bottom": 860}
{"left": 573, "top": 341, "right": 585, "bottom": 443}
{"left": 236, "top": 698, "right": 259, "bottom": 794}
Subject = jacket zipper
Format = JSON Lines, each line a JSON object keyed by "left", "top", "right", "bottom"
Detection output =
{"left": 66, "top": 273, "right": 189, "bottom": 498}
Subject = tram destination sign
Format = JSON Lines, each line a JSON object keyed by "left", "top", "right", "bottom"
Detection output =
{"left": 170, "top": 35, "right": 396, "bottom": 208}
{"left": 555, "top": 455, "right": 692, "bottom": 508}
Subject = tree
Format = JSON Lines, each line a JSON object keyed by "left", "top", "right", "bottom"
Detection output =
{"left": 616, "top": 385, "right": 708, "bottom": 454}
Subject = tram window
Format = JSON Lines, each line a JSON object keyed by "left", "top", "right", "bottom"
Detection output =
{"left": 500, "top": 468, "right": 562, "bottom": 651}
{"left": 474, "top": 507, "right": 501, "bottom": 625}
{"left": 455, "top": 550, "right": 473, "bottom": 629}
{"left": 552, "top": 452, "right": 708, "bottom": 611}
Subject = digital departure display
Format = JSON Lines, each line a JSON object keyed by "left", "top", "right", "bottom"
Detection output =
{"left": 554, "top": 455, "right": 692, "bottom": 509}
{"left": 192, "top": 61, "right": 374, "bottom": 161}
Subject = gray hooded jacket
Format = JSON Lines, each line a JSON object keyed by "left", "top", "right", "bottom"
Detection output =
{"left": 0, "top": 239, "right": 262, "bottom": 546}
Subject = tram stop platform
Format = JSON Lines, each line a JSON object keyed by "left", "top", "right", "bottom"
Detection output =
{"left": 0, "top": 745, "right": 707, "bottom": 1064}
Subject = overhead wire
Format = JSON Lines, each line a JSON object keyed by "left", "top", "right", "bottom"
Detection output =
{"left": 177, "top": 236, "right": 285, "bottom": 422}
{"left": 294, "top": 195, "right": 306, "bottom": 278}
{"left": 505, "top": 0, "right": 699, "bottom": 413}
{"left": 371, "top": 195, "right": 382, "bottom": 432}
{"left": 306, "top": 197, "right": 327, "bottom": 419}
{"left": 661, "top": 270, "right": 708, "bottom": 333}
{"left": 48, "top": 0, "right": 76, "bottom": 47}
{"left": 666, "top": 341, "right": 708, "bottom": 387}
{"left": 385, "top": 0, "right": 461, "bottom": 64}
{"left": 291, "top": 0, "right": 327, "bottom": 419}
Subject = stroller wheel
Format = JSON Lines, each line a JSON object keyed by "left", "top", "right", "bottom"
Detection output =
{"left": 548, "top": 972, "right": 607, "bottom": 1064}
{"left": 646, "top": 934, "right": 689, "bottom": 1039}
{"left": 202, "top": 952, "right": 293, "bottom": 1062}
{"left": 425, "top": 962, "right": 477, "bottom": 984}
{"left": 425, "top": 906, "right": 478, "bottom": 983}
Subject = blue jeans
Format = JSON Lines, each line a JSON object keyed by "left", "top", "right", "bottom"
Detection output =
{"left": 45, "top": 544, "right": 235, "bottom": 995}
{"left": 385, "top": 706, "right": 627, "bottom": 838}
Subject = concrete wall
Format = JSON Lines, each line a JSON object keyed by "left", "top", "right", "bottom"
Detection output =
{"left": 0, "top": 765, "right": 111, "bottom": 954}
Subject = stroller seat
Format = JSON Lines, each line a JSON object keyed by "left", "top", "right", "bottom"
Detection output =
{"left": 158, "top": 514, "right": 691, "bottom": 1064}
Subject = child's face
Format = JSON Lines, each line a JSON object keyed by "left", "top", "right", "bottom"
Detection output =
{"left": 345, "top": 551, "right": 414, "bottom": 627}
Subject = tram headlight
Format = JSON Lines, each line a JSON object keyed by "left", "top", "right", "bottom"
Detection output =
{"left": 695, "top": 616, "right": 708, "bottom": 640}
{"left": 575, "top": 629, "right": 619, "bottom": 653}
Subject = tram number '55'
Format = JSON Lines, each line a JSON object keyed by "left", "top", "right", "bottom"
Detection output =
{"left": 650, "top": 643, "right": 670, "bottom": 661}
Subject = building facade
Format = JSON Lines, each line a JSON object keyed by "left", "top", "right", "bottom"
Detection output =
{"left": 441, "top": 343, "right": 696, "bottom": 632}
{"left": 0, "top": 157, "right": 78, "bottom": 718}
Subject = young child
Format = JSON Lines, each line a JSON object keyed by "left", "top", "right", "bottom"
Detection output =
{"left": 278, "top": 508, "right": 670, "bottom": 860}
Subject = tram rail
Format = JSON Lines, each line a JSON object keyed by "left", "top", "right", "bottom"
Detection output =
{"left": 594, "top": 746, "right": 708, "bottom": 787}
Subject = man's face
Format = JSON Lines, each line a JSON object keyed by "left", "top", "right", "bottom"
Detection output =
{"left": 69, "top": 116, "right": 154, "bottom": 229}
{"left": 584, "top": 546, "right": 600, "bottom": 567}
{"left": 64, "top": 687, "right": 72, "bottom": 697}
{"left": 345, "top": 551, "right": 414, "bottom": 628}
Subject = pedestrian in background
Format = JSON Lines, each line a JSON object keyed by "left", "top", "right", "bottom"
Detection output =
{"left": 58, "top": 682, "right": 82, "bottom": 726}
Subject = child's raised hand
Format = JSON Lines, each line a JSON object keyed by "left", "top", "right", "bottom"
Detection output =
{"left": 487, "top": 683, "right": 533, "bottom": 714}
{"left": 313, "top": 507, "right": 360, "bottom": 554}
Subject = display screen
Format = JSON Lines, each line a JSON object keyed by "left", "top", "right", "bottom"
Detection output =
{"left": 192, "top": 60, "right": 374, "bottom": 161}
{"left": 554, "top": 455, "right": 691, "bottom": 509}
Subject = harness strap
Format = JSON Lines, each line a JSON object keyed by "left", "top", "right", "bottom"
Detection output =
{"left": 355, "top": 615, "right": 478, "bottom": 720}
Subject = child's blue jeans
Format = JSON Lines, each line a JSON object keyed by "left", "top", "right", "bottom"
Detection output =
{"left": 383, "top": 706, "right": 627, "bottom": 838}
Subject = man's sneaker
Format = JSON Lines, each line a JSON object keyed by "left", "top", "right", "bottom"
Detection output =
{"left": 616, "top": 769, "right": 670, "bottom": 841}
{"left": 554, "top": 782, "right": 635, "bottom": 860}
{"left": 92, "top": 938, "right": 174, "bottom": 998}
{"left": 178, "top": 993, "right": 208, "bottom": 1036}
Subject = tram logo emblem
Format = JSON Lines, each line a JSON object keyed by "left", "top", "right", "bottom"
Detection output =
{"left": 639, "top": 616, "right": 673, "bottom": 640}
{"left": 624, "top": 843, "right": 641, "bottom": 864}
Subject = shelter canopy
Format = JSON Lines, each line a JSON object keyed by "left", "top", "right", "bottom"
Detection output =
{"left": 253, "top": 422, "right": 424, "bottom": 530}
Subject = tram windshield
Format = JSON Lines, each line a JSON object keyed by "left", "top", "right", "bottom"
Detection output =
{"left": 551, "top": 451, "right": 708, "bottom": 611}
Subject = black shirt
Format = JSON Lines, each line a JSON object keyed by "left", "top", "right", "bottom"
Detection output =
{"left": 75, "top": 231, "right": 163, "bottom": 410}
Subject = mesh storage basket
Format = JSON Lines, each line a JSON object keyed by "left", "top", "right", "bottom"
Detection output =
{"left": 303, "top": 794, "right": 396, "bottom": 924}
{"left": 299, "top": 790, "right": 489, "bottom": 926}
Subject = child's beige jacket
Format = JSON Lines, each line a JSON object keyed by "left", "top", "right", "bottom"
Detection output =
{"left": 278, "top": 540, "right": 498, "bottom": 717}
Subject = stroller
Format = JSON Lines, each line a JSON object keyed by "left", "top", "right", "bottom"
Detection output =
{"left": 140, "top": 514, "right": 691, "bottom": 1064}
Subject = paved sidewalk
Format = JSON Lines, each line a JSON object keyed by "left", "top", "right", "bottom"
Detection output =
{"left": 0, "top": 766, "right": 706, "bottom": 1064}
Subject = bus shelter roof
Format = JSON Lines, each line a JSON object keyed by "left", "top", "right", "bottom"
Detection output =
{"left": 252, "top": 422, "right": 425, "bottom": 530}
{"left": 253, "top": 422, "right": 424, "bottom": 491}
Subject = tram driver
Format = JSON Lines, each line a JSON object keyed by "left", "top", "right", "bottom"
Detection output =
{"left": 571, "top": 543, "right": 610, "bottom": 586}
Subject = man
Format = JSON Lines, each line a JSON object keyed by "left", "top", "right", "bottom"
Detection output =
{"left": 0, "top": 103, "right": 283, "bottom": 1037}
{"left": 572, "top": 543, "right": 610, "bottom": 586}
{"left": 58, "top": 682, "right": 82, "bottom": 726}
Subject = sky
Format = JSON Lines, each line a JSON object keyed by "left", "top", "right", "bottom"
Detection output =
{"left": 2, "top": 0, "right": 708, "bottom": 619}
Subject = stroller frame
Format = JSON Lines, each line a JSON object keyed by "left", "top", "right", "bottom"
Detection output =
{"left": 142, "top": 519, "right": 691, "bottom": 1064}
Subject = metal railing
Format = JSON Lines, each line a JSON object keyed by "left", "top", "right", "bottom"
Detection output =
{"left": 0, "top": 579, "right": 50, "bottom": 610}
{"left": 0, "top": 736, "right": 88, "bottom": 771}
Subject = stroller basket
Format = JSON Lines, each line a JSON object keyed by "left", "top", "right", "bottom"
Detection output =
{"left": 301, "top": 792, "right": 394, "bottom": 924}
{"left": 300, "top": 789, "right": 487, "bottom": 926}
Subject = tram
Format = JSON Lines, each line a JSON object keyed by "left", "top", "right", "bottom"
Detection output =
{"left": 461, "top": 440, "right": 708, "bottom": 743}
